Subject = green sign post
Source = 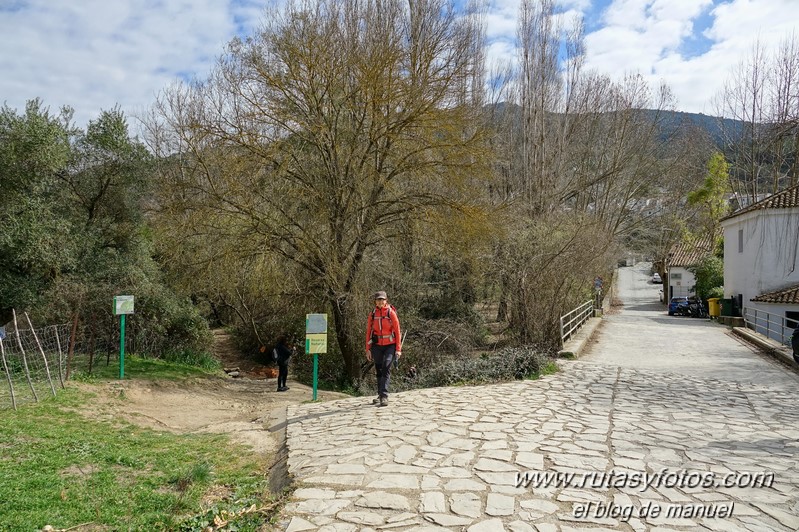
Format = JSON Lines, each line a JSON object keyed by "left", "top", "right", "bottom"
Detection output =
{"left": 305, "top": 313, "right": 328, "bottom": 401}
{"left": 113, "top": 296, "right": 135, "bottom": 379}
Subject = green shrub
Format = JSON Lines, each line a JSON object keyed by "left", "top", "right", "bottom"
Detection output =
{"left": 352, "top": 345, "right": 550, "bottom": 396}
{"left": 705, "top": 286, "right": 724, "bottom": 300}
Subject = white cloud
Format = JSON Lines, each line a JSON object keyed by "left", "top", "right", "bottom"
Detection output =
{"left": 0, "top": 0, "right": 266, "bottom": 127}
{"left": 0, "top": 0, "right": 797, "bottom": 127}
{"left": 579, "top": 0, "right": 797, "bottom": 113}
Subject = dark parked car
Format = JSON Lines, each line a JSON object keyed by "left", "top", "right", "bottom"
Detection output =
{"left": 668, "top": 296, "right": 689, "bottom": 316}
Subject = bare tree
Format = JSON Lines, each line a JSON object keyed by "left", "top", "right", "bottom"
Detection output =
{"left": 145, "top": 0, "right": 489, "bottom": 380}
{"left": 490, "top": 0, "right": 689, "bottom": 344}
{"left": 769, "top": 34, "right": 799, "bottom": 189}
{"left": 517, "top": 0, "right": 562, "bottom": 214}
{"left": 715, "top": 34, "right": 799, "bottom": 202}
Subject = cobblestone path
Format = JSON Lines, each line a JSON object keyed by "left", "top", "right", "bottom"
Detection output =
{"left": 278, "top": 265, "right": 799, "bottom": 531}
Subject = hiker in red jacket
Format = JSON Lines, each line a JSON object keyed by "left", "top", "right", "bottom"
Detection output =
{"left": 365, "top": 291, "right": 402, "bottom": 407}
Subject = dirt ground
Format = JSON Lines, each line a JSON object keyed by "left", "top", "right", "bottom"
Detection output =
{"left": 76, "top": 330, "right": 349, "bottom": 457}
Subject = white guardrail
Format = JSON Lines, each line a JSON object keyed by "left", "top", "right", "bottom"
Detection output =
{"left": 560, "top": 300, "right": 594, "bottom": 346}
{"left": 743, "top": 307, "right": 795, "bottom": 347}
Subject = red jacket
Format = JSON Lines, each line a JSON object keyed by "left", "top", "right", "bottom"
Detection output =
{"left": 365, "top": 305, "right": 402, "bottom": 351}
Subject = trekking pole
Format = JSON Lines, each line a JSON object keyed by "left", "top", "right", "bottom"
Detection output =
{"left": 395, "top": 331, "right": 407, "bottom": 369}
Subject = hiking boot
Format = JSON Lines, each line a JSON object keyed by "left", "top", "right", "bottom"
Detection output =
{"left": 379, "top": 396, "right": 388, "bottom": 407}
{"left": 372, "top": 396, "right": 380, "bottom": 404}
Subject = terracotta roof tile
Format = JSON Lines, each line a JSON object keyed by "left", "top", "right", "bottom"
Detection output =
{"left": 667, "top": 235, "right": 716, "bottom": 267}
{"left": 723, "top": 184, "right": 799, "bottom": 220}
{"left": 751, "top": 284, "right": 799, "bottom": 304}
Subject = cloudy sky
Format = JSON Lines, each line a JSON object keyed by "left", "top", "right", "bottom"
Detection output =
{"left": 1, "top": 0, "right": 797, "bottom": 128}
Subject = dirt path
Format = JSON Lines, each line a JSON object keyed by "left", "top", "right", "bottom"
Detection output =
{"left": 77, "top": 330, "right": 349, "bottom": 457}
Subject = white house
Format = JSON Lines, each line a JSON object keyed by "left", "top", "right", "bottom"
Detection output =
{"left": 666, "top": 235, "right": 715, "bottom": 300}
{"left": 720, "top": 184, "right": 799, "bottom": 343}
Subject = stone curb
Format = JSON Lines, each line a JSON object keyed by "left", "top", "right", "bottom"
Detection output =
{"left": 557, "top": 316, "right": 602, "bottom": 359}
{"left": 731, "top": 326, "right": 797, "bottom": 368}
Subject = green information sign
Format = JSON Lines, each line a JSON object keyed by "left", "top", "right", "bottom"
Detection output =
{"left": 114, "top": 295, "right": 135, "bottom": 315}
{"left": 305, "top": 313, "right": 327, "bottom": 334}
{"left": 305, "top": 333, "right": 327, "bottom": 354}
{"left": 305, "top": 313, "right": 328, "bottom": 400}
{"left": 113, "top": 295, "right": 134, "bottom": 379}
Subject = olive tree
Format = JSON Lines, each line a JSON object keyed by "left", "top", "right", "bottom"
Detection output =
{"left": 0, "top": 100, "right": 74, "bottom": 323}
{"left": 147, "top": 0, "right": 490, "bottom": 380}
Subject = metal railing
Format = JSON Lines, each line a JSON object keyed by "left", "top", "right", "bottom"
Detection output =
{"left": 742, "top": 307, "right": 795, "bottom": 347}
{"left": 560, "top": 300, "right": 594, "bottom": 346}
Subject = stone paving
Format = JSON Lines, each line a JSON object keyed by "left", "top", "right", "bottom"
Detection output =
{"left": 278, "top": 265, "right": 799, "bottom": 531}
{"left": 280, "top": 364, "right": 799, "bottom": 531}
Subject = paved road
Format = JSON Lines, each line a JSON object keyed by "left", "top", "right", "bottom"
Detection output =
{"left": 585, "top": 264, "right": 797, "bottom": 385}
{"left": 277, "top": 264, "right": 799, "bottom": 531}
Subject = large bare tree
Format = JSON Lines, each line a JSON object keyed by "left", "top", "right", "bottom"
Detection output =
{"left": 490, "top": 0, "right": 690, "bottom": 344}
{"left": 146, "top": 0, "right": 489, "bottom": 380}
{"left": 715, "top": 34, "right": 799, "bottom": 202}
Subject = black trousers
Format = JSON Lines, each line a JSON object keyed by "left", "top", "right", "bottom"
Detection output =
{"left": 371, "top": 343, "right": 396, "bottom": 398}
{"left": 277, "top": 361, "right": 289, "bottom": 389}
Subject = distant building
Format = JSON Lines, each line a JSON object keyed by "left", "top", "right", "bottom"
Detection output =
{"left": 666, "top": 234, "right": 717, "bottom": 300}
{"left": 720, "top": 185, "right": 799, "bottom": 343}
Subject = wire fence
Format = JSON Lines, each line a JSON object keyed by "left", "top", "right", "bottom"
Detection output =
{"left": 0, "top": 311, "right": 69, "bottom": 410}
{"left": 0, "top": 305, "right": 221, "bottom": 410}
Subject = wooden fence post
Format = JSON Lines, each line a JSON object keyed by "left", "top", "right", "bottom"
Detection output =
{"left": 0, "top": 338, "right": 16, "bottom": 410}
{"left": 54, "top": 325, "right": 65, "bottom": 389}
{"left": 12, "top": 309, "right": 38, "bottom": 402}
{"left": 66, "top": 313, "right": 79, "bottom": 381}
{"left": 26, "top": 313, "right": 56, "bottom": 396}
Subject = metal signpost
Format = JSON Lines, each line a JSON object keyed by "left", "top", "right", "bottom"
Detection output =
{"left": 113, "top": 296, "right": 135, "bottom": 379}
{"left": 594, "top": 277, "right": 604, "bottom": 315}
{"left": 305, "top": 313, "right": 327, "bottom": 401}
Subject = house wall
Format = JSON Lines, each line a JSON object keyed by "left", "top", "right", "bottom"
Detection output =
{"left": 742, "top": 301, "right": 799, "bottom": 346}
{"left": 667, "top": 266, "right": 696, "bottom": 299}
{"left": 721, "top": 208, "right": 799, "bottom": 305}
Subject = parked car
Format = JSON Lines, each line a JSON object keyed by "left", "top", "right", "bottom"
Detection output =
{"left": 668, "top": 296, "right": 689, "bottom": 316}
{"left": 651, "top": 273, "right": 662, "bottom": 284}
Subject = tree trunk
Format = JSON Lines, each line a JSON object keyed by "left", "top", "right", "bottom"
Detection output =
{"left": 329, "top": 293, "right": 361, "bottom": 383}
{"left": 497, "top": 272, "right": 509, "bottom": 322}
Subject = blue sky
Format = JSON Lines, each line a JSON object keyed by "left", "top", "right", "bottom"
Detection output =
{"left": 1, "top": 0, "right": 797, "bottom": 128}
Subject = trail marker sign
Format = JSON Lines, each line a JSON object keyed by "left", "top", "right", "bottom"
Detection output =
{"left": 113, "top": 295, "right": 135, "bottom": 379}
{"left": 305, "top": 313, "right": 328, "bottom": 400}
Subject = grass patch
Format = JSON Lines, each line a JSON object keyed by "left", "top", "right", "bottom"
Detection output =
{"left": 527, "top": 360, "right": 559, "bottom": 380}
{"left": 71, "top": 354, "right": 221, "bottom": 382}
{"left": 0, "top": 387, "right": 275, "bottom": 531}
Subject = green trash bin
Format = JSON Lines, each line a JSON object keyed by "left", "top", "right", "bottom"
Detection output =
{"left": 720, "top": 298, "right": 734, "bottom": 316}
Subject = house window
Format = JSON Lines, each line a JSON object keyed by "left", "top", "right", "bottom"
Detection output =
{"left": 671, "top": 273, "right": 682, "bottom": 280}
{"left": 738, "top": 229, "right": 743, "bottom": 253}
